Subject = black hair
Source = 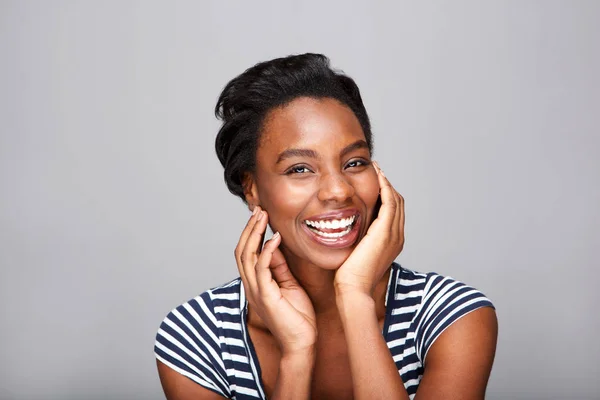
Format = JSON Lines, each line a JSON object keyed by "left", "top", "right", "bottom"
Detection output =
{"left": 214, "top": 53, "right": 372, "bottom": 202}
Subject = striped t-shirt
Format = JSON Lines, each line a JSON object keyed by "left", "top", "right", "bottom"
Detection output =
{"left": 154, "top": 263, "right": 494, "bottom": 399}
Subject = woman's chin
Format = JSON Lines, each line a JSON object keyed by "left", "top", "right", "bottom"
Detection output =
{"left": 307, "top": 251, "right": 353, "bottom": 271}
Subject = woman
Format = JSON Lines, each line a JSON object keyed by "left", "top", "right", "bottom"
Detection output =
{"left": 155, "top": 53, "right": 497, "bottom": 400}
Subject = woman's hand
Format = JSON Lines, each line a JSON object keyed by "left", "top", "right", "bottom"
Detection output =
{"left": 235, "top": 207, "right": 317, "bottom": 357}
{"left": 334, "top": 162, "right": 405, "bottom": 297}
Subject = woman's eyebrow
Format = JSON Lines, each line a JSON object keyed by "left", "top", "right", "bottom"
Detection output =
{"left": 275, "top": 140, "right": 369, "bottom": 164}
{"left": 340, "top": 140, "right": 369, "bottom": 158}
{"left": 276, "top": 148, "right": 319, "bottom": 164}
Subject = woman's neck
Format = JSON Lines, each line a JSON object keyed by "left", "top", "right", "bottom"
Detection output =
{"left": 284, "top": 252, "right": 391, "bottom": 320}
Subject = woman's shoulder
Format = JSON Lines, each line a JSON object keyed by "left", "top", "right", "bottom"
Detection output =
{"left": 390, "top": 263, "right": 494, "bottom": 307}
{"left": 153, "top": 277, "right": 246, "bottom": 398}
{"left": 388, "top": 263, "right": 495, "bottom": 362}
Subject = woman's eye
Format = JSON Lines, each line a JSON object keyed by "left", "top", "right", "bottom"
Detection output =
{"left": 286, "top": 165, "right": 312, "bottom": 174}
{"left": 345, "top": 159, "right": 369, "bottom": 169}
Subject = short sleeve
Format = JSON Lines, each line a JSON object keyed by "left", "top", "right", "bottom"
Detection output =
{"left": 154, "top": 292, "right": 231, "bottom": 398}
{"left": 414, "top": 274, "right": 495, "bottom": 363}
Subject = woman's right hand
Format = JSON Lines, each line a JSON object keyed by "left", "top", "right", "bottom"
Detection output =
{"left": 235, "top": 206, "right": 317, "bottom": 357}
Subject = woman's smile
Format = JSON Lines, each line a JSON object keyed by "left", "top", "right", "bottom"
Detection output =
{"left": 301, "top": 208, "right": 361, "bottom": 248}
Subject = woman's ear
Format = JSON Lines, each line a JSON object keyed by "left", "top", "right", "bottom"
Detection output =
{"left": 242, "top": 172, "right": 260, "bottom": 211}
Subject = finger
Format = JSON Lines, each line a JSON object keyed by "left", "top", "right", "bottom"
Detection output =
{"left": 270, "top": 246, "right": 300, "bottom": 290}
{"left": 235, "top": 206, "right": 261, "bottom": 262}
{"left": 235, "top": 206, "right": 262, "bottom": 286}
{"left": 255, "top": 232, "right": 282, "bottom": 298}
{"left": 395, "top": 190, "right": 404, "bottom": 225}
{"left": 241, "top": 209, "right": 269, "bottom": 289}
{"left": 373, "top": 162, "right": 397, "bottom": 222}
{"left": 397, "top": 191, "right": 405, "bottom": 249}
{"left": 392, "top": 190, "right": 403, "bottom": 242}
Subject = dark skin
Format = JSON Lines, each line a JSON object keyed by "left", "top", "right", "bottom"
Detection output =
{"left": 157, "top": 97, "right": 498, "bottom": 399}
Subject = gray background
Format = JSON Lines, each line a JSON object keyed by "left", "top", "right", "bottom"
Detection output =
{"left": 1, "top": 1, "right": 599, "bottom": 399}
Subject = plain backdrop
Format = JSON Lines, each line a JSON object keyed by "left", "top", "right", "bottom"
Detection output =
{"left": 1, "top": 1, "right": 599, "bottom": 399}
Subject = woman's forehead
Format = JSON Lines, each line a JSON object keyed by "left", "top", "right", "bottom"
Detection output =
{"left": 259, "top": 97, "right": 366, "bottom": 154}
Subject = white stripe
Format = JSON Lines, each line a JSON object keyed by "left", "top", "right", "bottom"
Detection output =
{"left": 392, "top": 304, "right": 419, "bottom": 315}
{"left": 395, "top": 290, "right": 423, "bottom": 300}
{"left": 393, "top": 346, "right": 416, "bottom": 363}
{"left": 220, "top": 336, "right": 245, "bottom": 348}
{"left": 220, "top": 321, "right": 242, "bottom": 331}
{"left": 387, "top": 337, "right": 407, "bottom": 349}
{"left": 404, "top": 378, "right": 421, "bottom": 387}
{"left": 399, "top": 277, "right": 426, "bottom": 287}
{"left": 226, "top": 368, "right": 255, "bottom": 380}
{"left": 387, "top": 331, "right": 415, "bottom": 349}
{"left": 399, "top": 361, "right": 422, "bottom": 376}
{"left": 219, "top": 279, "right": 240, "bottom": 289}
{"left": 384, "top": 267, "right": 395, "bottom": 307}
{"left": 389, "top": 321, "right": 411, "bottom": 333}
{"left": 210, "top": 292, "right": 240, "bottom": 301}
{"left": 231, "top": 384, "right": 260, "bottom": 397}
{"left": 222, "top": 352, "right": 249, "bottom": 363}
{"left": 405, "top": 377, "right": 421, "bottom": 400}
{"left": 214, "top": 306, "right": 240, "bottom": 315}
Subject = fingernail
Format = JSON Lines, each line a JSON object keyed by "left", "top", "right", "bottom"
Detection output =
{"left": 257, "top": 211, "right": 264, "bottom": 221}
{"left": 252, "top": 207, "right": 258, "bottom": 216}
{"left": 272, "top": 232, "right": 280, "bottom": 240}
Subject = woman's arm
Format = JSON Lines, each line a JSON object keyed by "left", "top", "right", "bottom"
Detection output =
{"left": 157, "top": 360, "right": 228, "bottom": 400}
{"left": 270, "top": 350, "right": 316, "bottom": 399}
{"left": 336, "top": 296, "right": 497, "bottom": 400}
{"left": 336, "top": 290, "right": 410, "bottom": 400}
{"left": 414, "top": 306, "right": 498, "bottom": 399}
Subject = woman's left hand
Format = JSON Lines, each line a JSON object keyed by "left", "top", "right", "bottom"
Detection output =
{"left": 334, "top": 162, "right": 405, "bottom": 297}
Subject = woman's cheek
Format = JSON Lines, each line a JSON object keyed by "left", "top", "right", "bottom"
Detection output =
{"left": 358, "top": 171, "right": 380, "bottom": 203}
{"left": 260, "top": 180, "right": 312, "bottom": 231}
{"left": 353, "top": 172, "right": 379, "bottom": 226}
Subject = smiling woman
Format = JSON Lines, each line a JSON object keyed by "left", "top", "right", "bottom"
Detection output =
{"left": 154, "top": 53, "right": 498, "bottom": 400}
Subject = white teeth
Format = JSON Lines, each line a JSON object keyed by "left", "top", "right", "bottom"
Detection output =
{"left": 305, "top": 215, "right": 357, "bottom": 231}
{"left": 309, "top": 226, "right": 353, "bottom": 238}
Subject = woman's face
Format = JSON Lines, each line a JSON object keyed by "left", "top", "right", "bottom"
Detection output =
{"left": 249, "top": 97, "right": 380, "bottom": 270}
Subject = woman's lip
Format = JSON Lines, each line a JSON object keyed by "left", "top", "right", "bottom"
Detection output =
{"left": 301, "top": 215, "right": 362, "bottom": 249}
{"left": 304, "top": 208, "right": 360, "bottom": 222}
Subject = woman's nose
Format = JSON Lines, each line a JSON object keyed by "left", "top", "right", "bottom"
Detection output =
{"left": 317, "top": 171, "right": 355, "bottom": 203}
